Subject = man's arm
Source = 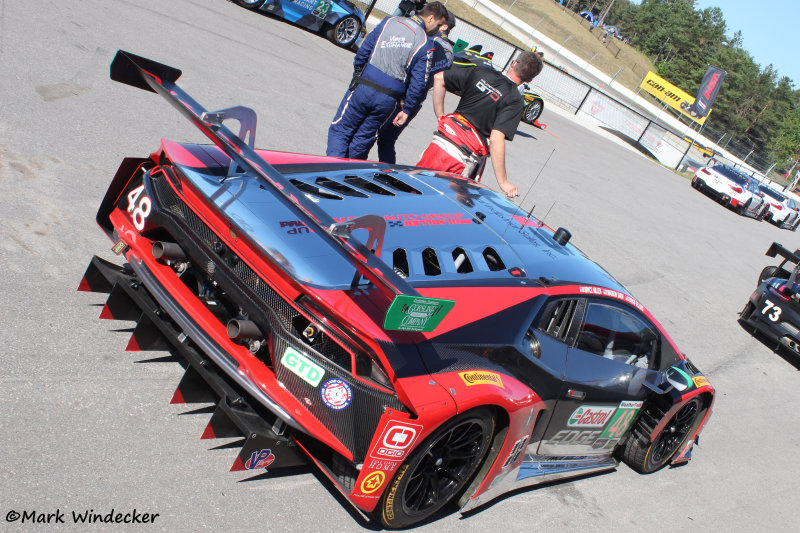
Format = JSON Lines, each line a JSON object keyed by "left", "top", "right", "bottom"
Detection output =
{"left": 432, "top": 71, "right": 447, "bottom": 118}
{"left": 488, "top": 129, "right": 518, "bottom": 198}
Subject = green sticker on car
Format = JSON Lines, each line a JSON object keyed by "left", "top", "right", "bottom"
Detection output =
{"left": 599, "top": 401, "right": 643, "bottom": 439}
{"left": 281, "top": 347, "right": 324, "bottom": 386}
{"left": 383, "top": 295, "right": 455, "bottom": 332}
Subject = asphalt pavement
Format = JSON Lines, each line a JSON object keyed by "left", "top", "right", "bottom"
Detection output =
{"left": 1, "top": 1, "right": 798, "bottom": 531}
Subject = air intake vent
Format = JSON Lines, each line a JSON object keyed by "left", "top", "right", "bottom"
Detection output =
{"left": 540, "top": 299, "right": 578, "bottom": 340}
{"left": 373, "top": 173, "right": 422, "bottom": 195}
{"left": 452, "top": 248, "right": 473, "bottom": 273}
{"left": 290, "top": 179, "right": 342, "bottom": 200}
{"left": 344, "top": 175, "right": 394, "bottom": 196}
{"left": 315, "top": 177, "right": 368, "bottom": 198}
{"left": 483, "top": 247, "right": 505, "bottom": 271}
{"left": 422, "top": 248, "right": 441, "bottom": 276}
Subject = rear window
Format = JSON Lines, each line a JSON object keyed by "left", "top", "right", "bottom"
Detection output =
{"left": 761, "top": 187, "right": 786, "bottom": 201}
{"left": 712, "top": 165, "right": 748, "bottom": 185}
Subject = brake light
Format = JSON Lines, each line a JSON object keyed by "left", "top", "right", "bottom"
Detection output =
{"left": 729, "top": 185, "right": 743, "bottom": 194}
{"left": 773, "top": 203, "right": 783, "bottom": 210}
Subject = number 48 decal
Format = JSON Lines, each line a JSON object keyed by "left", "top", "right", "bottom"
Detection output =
{"left": 126, "top": 185, "right": 151, "bottom": 231}
{"left": 762, "top": 300, "right": 782, "bottom": 322}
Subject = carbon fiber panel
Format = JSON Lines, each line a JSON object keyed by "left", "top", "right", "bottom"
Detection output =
{"left": 272, "top": 335, "right": 404, "bottom": 460}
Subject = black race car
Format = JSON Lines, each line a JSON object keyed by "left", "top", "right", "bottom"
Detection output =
{"left": 80, "top": 51, "right": 714, "bottom": 528}
{"left": 739, "top": 242, "right": 800, "bottom": 354}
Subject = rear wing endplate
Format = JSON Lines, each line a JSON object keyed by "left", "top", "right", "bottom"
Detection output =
{"left": 109, "top": 50, "right": 419, "bottom": 304}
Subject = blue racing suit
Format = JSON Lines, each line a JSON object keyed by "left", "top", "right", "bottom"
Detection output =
{"left": 326, "top": 15, "right": 433, "bottom": 160}
{"left": 377, "top": 33, "right": 454, "bottom": 164}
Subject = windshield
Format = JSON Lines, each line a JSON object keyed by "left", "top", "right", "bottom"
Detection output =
{"left": 712, "top": 165, "right": 748, "bottom": 185}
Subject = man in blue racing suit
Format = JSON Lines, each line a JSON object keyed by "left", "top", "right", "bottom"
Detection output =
{"left": 326, "top": 3, "right": 448, "bottom": 160}
{"left": 376, "top": 11, "right": 455, "bottom": 164}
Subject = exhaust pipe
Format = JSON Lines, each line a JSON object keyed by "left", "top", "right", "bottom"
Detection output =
{"left": 152, "top": 242, "right": 187, "bottom": 261}
{"left": 227, "top": 319, "right": 262, "bottom": 340}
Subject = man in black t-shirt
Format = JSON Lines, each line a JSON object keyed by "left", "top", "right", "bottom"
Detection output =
{"left": 417, "top": 51, "right": 542, "bottom": 197}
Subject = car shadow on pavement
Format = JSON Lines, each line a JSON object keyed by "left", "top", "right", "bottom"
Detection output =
{"left": 737, "top": 319, "right": 800, "bottom": 371}
{"left": 598, "top": 126, "right": 655, "bottom": 159}
{"left": 459, "top": 469, "right": 614, "bottom": 520}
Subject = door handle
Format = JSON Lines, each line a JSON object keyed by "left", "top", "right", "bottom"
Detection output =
{"left": 567, "top": 389, "right": 586, "bottom": 400}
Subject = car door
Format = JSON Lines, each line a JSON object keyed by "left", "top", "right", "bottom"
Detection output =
{"left": 538, "top": 298, "right": 660, "bottom": 456}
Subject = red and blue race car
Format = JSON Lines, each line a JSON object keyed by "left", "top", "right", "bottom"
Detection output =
{"left": 80, "top": 51, "right": 714, "bottom": 528}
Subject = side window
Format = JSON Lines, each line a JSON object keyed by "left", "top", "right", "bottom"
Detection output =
{"left": 576, "top": 301, "right": 659, "bottom": 368}
{"left": 536, "top": 298, "right": 583, "bottom": 344}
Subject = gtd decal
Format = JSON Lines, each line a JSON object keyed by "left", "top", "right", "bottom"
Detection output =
{"left": 244, "top": 449, "right": 275, "bottom": 470}
{"left": 360, "top": 471, "right": 386, "bottom": 494}
{"left": 371, "top": 422, "right": 423, "bottom": 460}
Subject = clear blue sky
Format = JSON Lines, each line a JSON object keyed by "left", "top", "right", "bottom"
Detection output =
{"left": 691, "top": 0, "right": 797, "bottom": 86}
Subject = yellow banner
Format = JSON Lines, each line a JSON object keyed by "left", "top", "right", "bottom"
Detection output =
{"left": 640, "top": 71, "right": 709, "bottom": 125}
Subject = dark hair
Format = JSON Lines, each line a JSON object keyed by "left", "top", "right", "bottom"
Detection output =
{"left": 445, "top": 12, "right": 456, "bottom": 31}
{"left": 513, "top": 51, "right": 543, "bottom": 82}
{"left": 418, "top": 2, "right": 448, "bottom": 21}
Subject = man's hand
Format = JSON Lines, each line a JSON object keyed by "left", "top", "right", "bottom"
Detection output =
{"left": 393, "top": 111, "right": 409, "bottom": 127}
{"left": 488, "top": 129, "right": 518, "bottom": 198}
{"left": 499, "top": 181, "right": 518, "bottom": 198}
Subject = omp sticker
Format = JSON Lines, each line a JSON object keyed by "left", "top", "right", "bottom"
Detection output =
{"left": 693, "top": 375, "right": 710, "bottom": 388}
{"left": 599, "top": 402, "right": 642, "bottom": 439}
{"left": 371, "top": 422, "right": 423, "bottom": 460}
{"left": 320, "top": 378, "right": 352, "bottom": 410}
{"left": 244, "top": 449, "right": 275, "bottom": 470}
{"left": 459, "top": 371, "right": 505, "bottom": 388}
{"left": 280, "top": 347, "right": 325, "bottom": 387}
{"left": 360, "top": 471, "right": 386, "bottom": 494}
{"left": 383, "top": 295, "right": 454, "bottom": 332}
{"left": 111, "top": 240, "right": 126, "bottom": 255}
{"left": 567, "top": 406, "right": 616, "bottom": 427}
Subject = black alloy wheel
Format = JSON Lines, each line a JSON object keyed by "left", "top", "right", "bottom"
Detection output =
{"left": 378, "top": 408, "right": 494, "bottom": 528}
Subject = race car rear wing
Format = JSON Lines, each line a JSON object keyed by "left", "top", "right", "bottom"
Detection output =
{"left": 765, "top": 242, "right": 800, "bottom": 265}
{"left": 109, "top": 50, "right": 418, "bottom": 303}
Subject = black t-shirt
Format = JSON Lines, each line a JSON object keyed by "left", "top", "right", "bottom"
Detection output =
{"left": 444, "top": 65, "right": 525, "bottom": 141}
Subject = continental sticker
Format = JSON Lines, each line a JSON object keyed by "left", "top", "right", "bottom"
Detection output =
{"left": 360, "top": 471, "right": 386, "bottom": 494}
{"left": 459, "top": 371, "right": 504, "bottom": 388}
{"left": 693, "top": 375, "right": 710, "bottom": 388}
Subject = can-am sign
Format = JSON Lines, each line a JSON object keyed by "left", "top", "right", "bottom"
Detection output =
{"left": 640, "top": 71, "right": 710, "bottom": 125}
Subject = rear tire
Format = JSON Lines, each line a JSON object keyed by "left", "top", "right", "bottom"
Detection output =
{"left": 622, "top": 397, "right": 706, "bottom": 474}
{"left": 377, "top": 408, "right": 495, "bottom": 529}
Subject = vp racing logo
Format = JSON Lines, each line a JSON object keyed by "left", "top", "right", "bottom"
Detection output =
{"left": 371, "top": 422, "right": 423, "bottom": 460}
{"left": 476, "top": 79, "right": 503, "bottom": 102}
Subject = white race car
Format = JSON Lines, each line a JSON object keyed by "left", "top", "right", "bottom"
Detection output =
{"left": 692, "top": 164, "right": 767, "bottom": 218}
{"left": 760, "top": 186, "right": 800, "bottom": 230}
